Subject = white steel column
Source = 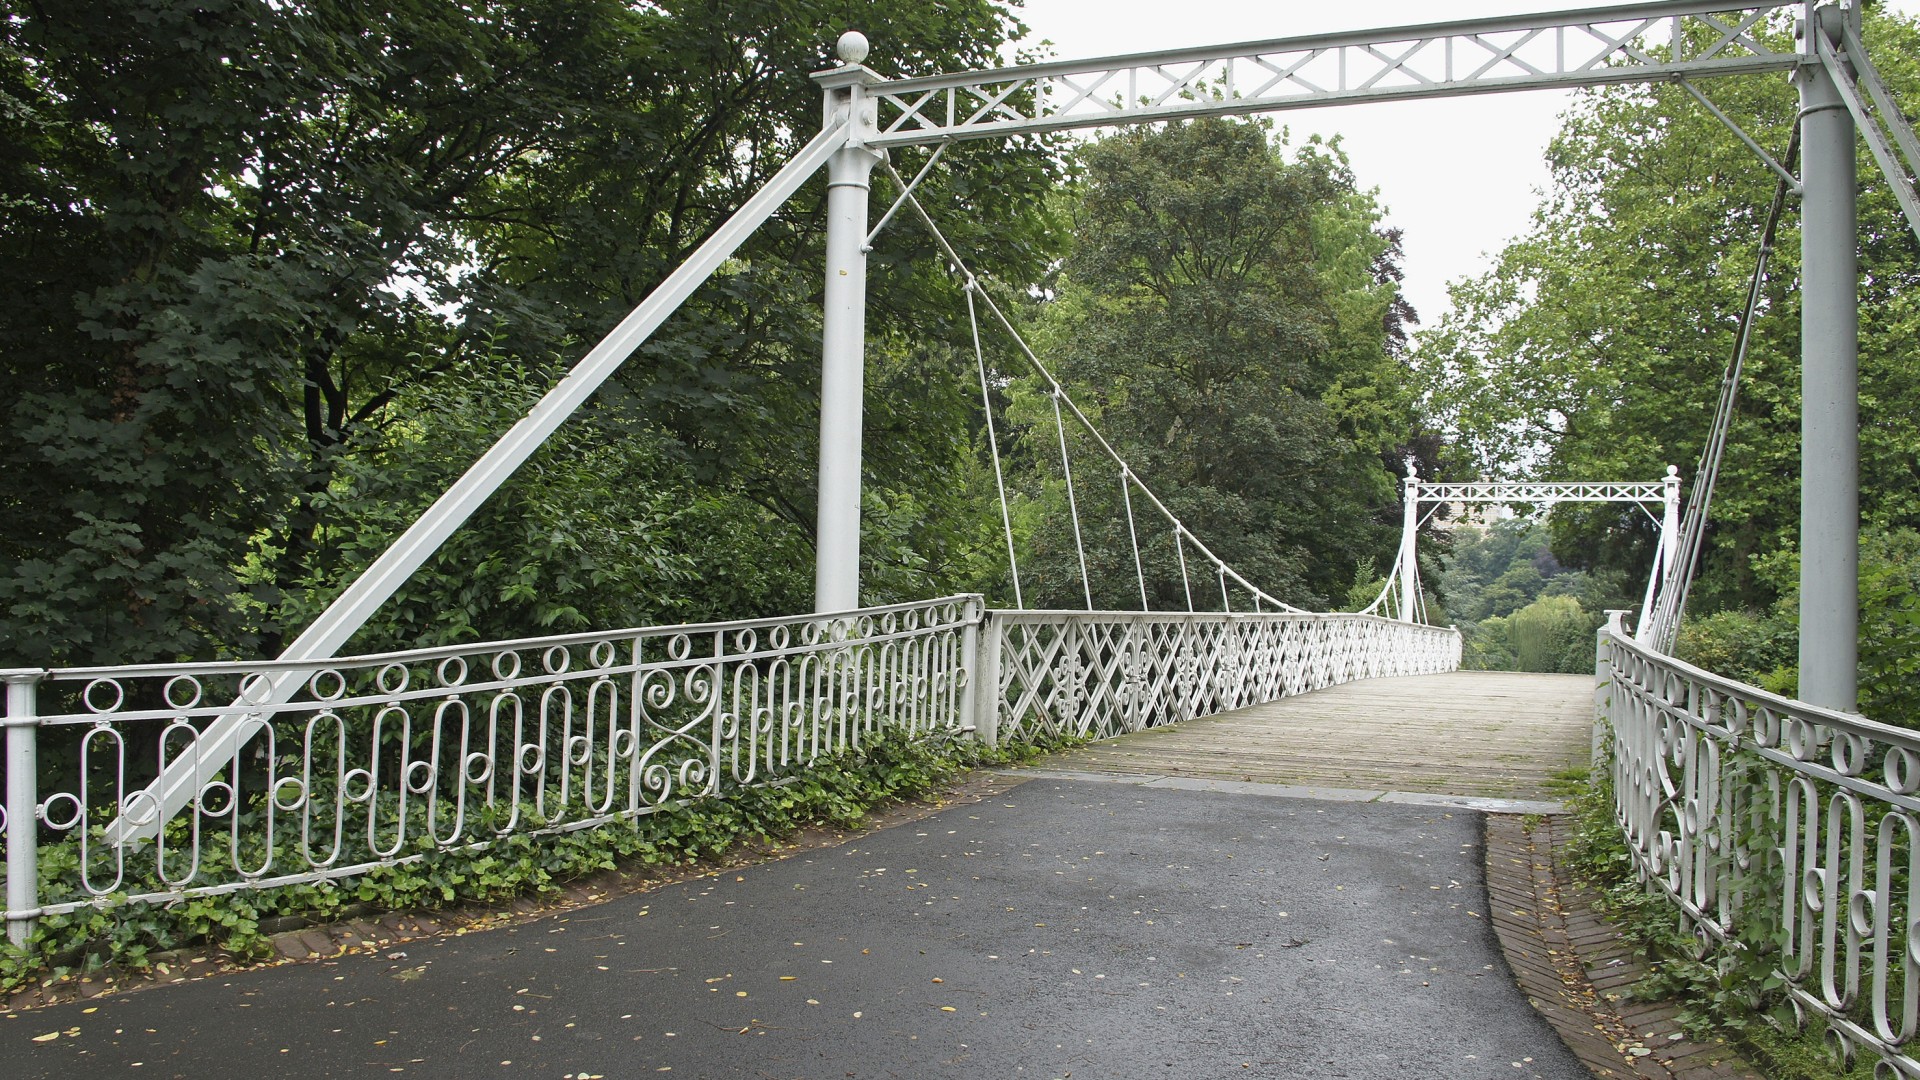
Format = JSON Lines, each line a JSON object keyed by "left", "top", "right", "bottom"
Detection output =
{"left": 1397, "top": 463, "right": 1420, "bottom": 622}
{"left": 5, "top": 673, "right": 40, "bottom": 947}
{"left": 1797, "top": 5, "right": 1859, "bottom": 711}
{"left": 814, "top": 35, "right": 883, "bottom": 613}
{"left": 1659, "top": 466, "right": 1682, "bottom": 579}
{"left": 1635, "top": 465, "right": 1683, "bottom": 643}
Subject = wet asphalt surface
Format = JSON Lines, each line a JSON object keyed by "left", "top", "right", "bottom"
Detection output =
{"left": 2, "top": 779, "right": 1587, "bottom": 1079}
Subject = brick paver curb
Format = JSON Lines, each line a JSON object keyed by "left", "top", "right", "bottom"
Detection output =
{"left": 1484, "top": 813, "right": 1763, "bottom": 1080}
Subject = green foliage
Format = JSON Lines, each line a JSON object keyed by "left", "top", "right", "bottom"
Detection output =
{"left": 1441, "top": 519, "right": 1625, "bottom": 622}
{"left": 1668, "top": 526, "right": 1920, "bottom": 724}
{"left": 0, "top": 0, "right": 1061, "bottom": 666}
{"left": 244, "top": 356, "right": 709, "bottom": 651}
{"left": 1467, "top": 596, "right": 1602, "bottom": 674}
{"left": 1858, "top": 528, "right": 1920, "bottom": 726}
{"left": 0, "top": 730, "right": 1055, "bottom": 993}
{"left": 1440, "top": 520, "right": 1623, "bottom": 671}
{"left": 1507, "top": 595, "right": 1601, "bottom": 673}
{"left": 1416, "top": 9, "right": 1920, "bottom": 619}
{"left": 1562, "top": 741, "right": 1876, "bottom": 1079}
{"left": 1002, "top": 118, "right": 1439, "bottom": 611}
{"left": 1674, "top": 606, "right": 1797, "bottom": 688}
{"left": 1343, "top": 560, "right": 1387, "bottom": 611}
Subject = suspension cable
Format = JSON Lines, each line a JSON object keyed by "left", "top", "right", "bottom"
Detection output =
{"left": 1052, "top": 388, "right": 1094, "bottom": 609}
{"left": 1175, "top": 529, "right": 1194, "bottom": 612}
{"left": 878, "top": 161, "right": 1309, "bottom": 614}
{"left": 966, "top": 284, "right": 1023, "bottom": 608}
{"left": 1121, "top": 468, "right": 1149, "bottom": 611}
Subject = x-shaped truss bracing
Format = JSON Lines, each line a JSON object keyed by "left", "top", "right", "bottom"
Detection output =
{"left": 1415, "top": 480, "right": 1672, "bottom": 504}
{"left": 991, "top": 612, "right": 1461, "bottom": 743}
{"left": 867, "top": 1, "right": 1800, "bottom": 147}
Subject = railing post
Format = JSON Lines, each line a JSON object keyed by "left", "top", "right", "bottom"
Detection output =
{"left": 1595, "top": 610, "right": 1630, "bottom": 766}
{"left": 972, "top": 613, "right": 1002, "bottom": 748}
{"left": 5, "top": 671, "right": 43, "bottom": 948}
{"left": 958, "top": 600, "right": 981, "bottom": 739}
{"left": 1397, "top": 462, "right": 1420, "bottom": 622}
{"left": 1062, "top": 619, "right": 1081, "bottom": 734}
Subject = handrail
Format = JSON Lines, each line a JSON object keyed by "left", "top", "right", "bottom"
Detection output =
{"left": 1598, "top": 617, "right": 1920, "bottom": 1072}
{"left": 3, "top": 596, "right": 982, "bottom": 940}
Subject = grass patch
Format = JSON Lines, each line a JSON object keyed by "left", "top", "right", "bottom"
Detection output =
{"left": 1543, "top": 764, "right": 1590, "bottom": 800}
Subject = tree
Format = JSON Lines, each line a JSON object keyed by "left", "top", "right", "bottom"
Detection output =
{"left": 1415, "top": 8, "right": 1920, "bottom": 616}
{"left": 1434, "top": 518, "right": 1624, "bottom": 671}
{"left": 1003, "top": 118, "right": 1436, "bottom": 611}
{"left": 0, "top": 0, "right": 1060, "bottom": 665}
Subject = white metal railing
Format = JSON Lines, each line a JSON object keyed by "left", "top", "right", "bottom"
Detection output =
{"left": 983, "top": 610, "right": 1461, "bottom": 743}
{"left": 1, "top": 597, "right": 980, "bottom": 942}
{"left": 1599, "top": 613, "right": 1920, "bottom": 1074}
{"left": 2, "top": 599, "right": 1460, "bottom": 944}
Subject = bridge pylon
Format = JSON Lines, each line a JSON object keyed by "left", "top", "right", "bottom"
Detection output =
{"left": 1376, "top": 472, "right": 1683, "bottom": 639}
{"left": 813, "top": 32, "right": 884, "bottom": 613}
{"left": 1796, "top": 4, "right": 1859, "bottom": 712}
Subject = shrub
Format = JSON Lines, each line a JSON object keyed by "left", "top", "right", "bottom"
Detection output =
{"left": 1507, "top": 594, "right": 1601, "bottom": 673}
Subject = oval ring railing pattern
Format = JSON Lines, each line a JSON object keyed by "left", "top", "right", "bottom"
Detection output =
{"left": 2, "top": 597, "right": 979, "bottom": 925}
{"left": 1601, "top": 618, "right": 1920, "bottom": 1077}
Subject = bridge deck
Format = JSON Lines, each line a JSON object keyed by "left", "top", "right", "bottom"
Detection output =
{"left": 1041, "top": 671, "right": 1595, "bottom": 803}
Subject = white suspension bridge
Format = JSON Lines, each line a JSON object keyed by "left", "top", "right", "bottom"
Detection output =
{"left": 5, "top": 1, "right": 1920, "bottom": 1072}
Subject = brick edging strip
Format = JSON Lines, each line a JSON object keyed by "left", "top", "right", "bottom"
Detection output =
{"left": 1483, "top": 813, "right": 1763, "bottom": 1080}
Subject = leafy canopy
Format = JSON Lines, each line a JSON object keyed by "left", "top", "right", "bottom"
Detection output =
{"left": 1000, "top": 118, "right": 1436, "bottom": 611}
{"left": 1414, "top": 9, "right": 1920, "bottom": 616}
{"left": 0, "top": 0, "right": 1060, "bottom": 664}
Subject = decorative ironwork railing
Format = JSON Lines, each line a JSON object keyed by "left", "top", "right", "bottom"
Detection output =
{"left": 1599, "top": 615, "right": 1920, "bottom": 1075}
{"left": 1, "top": 598, "right": 1460, "bottom": 945}
{"left": 1, "top": 597, "right": 980, "bottom": 938}
{"left": 985, "top": 611, "right": 1461, "bottom": 743}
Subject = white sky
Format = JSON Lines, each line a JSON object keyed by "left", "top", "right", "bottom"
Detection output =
{"left": 1006, "top": 0, "right": 1919, "bottom": 328}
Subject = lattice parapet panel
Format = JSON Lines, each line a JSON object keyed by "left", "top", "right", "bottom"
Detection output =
{"left": 1601, "top": 625, "right": 1920, "bottom": 1076}
{"left": 0, "top": 597, "right": 978, "bottom": 917}
{"left": 989, "top": 612, "right": 1462, "bottom": 744}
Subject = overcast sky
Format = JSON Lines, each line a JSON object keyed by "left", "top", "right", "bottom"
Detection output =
{"left": 1003, "top": 0, "right": 1919, "bottom": 328}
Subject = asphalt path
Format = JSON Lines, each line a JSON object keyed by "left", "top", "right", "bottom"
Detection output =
{"left": 3, "top": 779, "right": 1588, "bottom": 1079}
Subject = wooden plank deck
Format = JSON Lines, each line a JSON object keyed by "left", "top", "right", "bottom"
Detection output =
{"left": 1042, "top": 670, "right": 1595, "bottom": 802}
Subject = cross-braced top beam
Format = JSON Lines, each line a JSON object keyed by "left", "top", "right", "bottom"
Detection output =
{"left": 864, "top": 1, "right": 1801, "bottom": 147}
{"left": 1414, "top": 480, "right": 1673, "bottom": 504}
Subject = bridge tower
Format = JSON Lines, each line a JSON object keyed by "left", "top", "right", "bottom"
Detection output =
{"left": 813, "top": 32, "right": 884, "bottom": 613}
{"left": 1797, "top": 4, "right": 1859, "bottom": 712}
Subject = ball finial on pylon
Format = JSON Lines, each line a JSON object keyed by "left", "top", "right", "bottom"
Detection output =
{"left": 836, "top": 30, "right": 870, "bottom": 65}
